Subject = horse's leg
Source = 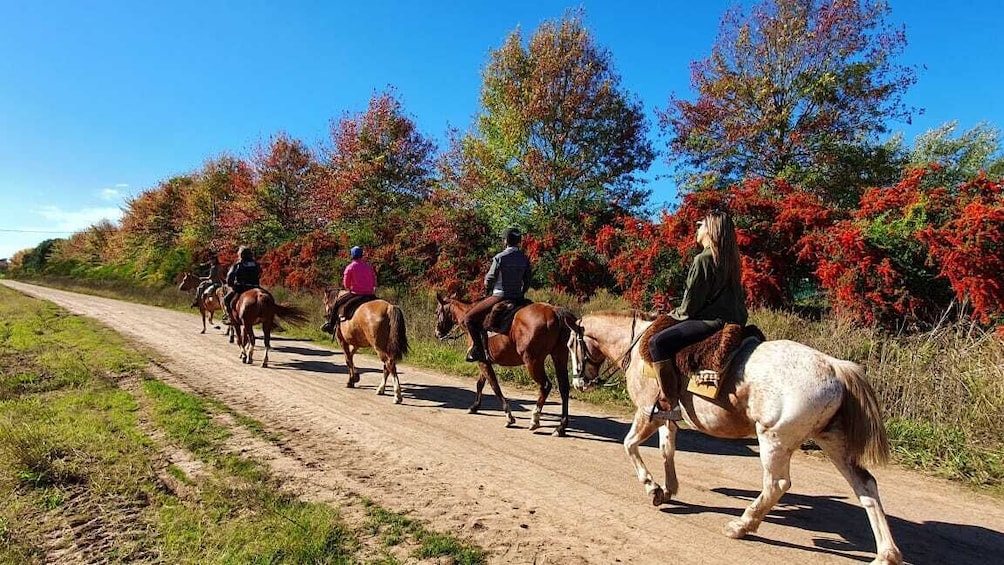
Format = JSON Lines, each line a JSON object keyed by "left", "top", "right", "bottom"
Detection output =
{"left": 526, "top": 357, "right": 551, "bottom": 432}
{"left": 551, "top": 352, "right": 571, "bottom": 437}
{"left": 482, "top": 364, "right": 515, "bottom": 426}
{"left": 382, "top": 360, "right": 402, "bottom": 404}
{"left": 376, "top": 360, "right": 389, "bottom": 395}
{"left": 343, "top": 341, "right": 359, "bottom": 387}
{"left": 724, "top": 424, "right": 793, "bottom": 539}
{"left": 814, "top": 432, "right": 903, "bottom": 565}
{"left": 261, "top": 324, "right": 270, "bottom": 368}
{"left": 657, "top": 420, "right": 680, "bottom": 503}
{"left": 624, "top": 408, "right": 671, "bottom": 505}
{"left": 468, "top": 365, "right": 487, "bottom": 413}
{"left": 199, "top": 306, "right": 207, "bottom": 334}
{"left": 244, "top": 323, "right": 255, "bottom": 365}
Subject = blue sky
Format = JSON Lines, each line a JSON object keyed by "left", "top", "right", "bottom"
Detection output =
{"left": 2, "top": 0, "right": 1002, "bottom": 260}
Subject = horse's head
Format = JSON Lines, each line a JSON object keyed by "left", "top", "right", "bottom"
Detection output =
{"left": 434, "top": 292, "right": 460, "bottom": 340}
{"left": 178, "top": 272, "right": 200, "bottom": 291}
{"left": 566, "top": 316, "right": 609, "bottom": 392}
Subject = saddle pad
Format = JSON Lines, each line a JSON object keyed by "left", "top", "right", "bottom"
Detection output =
{"left": 640, "top": 315, "right": 764, "bottom": 375}
{"left": 484, "top": 298, "right": 533, "bottom": 334}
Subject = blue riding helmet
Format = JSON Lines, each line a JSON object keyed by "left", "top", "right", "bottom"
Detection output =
{"left": 350, "top": 246, "right": 363, "bottom": 259}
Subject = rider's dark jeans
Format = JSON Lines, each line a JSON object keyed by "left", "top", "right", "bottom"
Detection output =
{"left": 460, "top": 296, "right": 505, "bottom": 335}
{"left": 647, "top": 319, "right": 724, "bottom": 362}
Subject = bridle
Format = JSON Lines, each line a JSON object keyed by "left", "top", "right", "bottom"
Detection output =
{"left": 435, "top": 302, "right": 466, "bottom": 341}
{"left": 573, "top": 310, "right": 644, "bottom": 387}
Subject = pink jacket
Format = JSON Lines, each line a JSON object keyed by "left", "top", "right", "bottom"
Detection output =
{"left": 343, "top": 259, "right": 377, "bottom": 295}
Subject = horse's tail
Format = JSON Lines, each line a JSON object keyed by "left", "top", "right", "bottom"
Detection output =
{"left": 831, "top": 359, "right": 890, "bottom": 466}
{"left": 385, "top": 305, "right": 409, "bottom": 361}
{"left": 273, "top": 303, "right": 310, "bottom": 327}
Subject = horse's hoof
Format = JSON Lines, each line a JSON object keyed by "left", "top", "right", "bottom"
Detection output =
{"left": 200, "top": 330, "right": 206, "bottom": 334}
{"left": 468, "top": 407, "right": 479, "bottom": 414}
{"left": 528, "top": 422, "right": 541, "bottom": 431}
{"left": 650, "top": 486, "right": 667, "bottom": 506}
{"left": 394, "top": 397, "right": 402, "bottom": 405}
{"left": 723, "top": 520, "right": 747, "bottom": 539}
{"left": 506, "top": 414, "right": 516, "bottom": 426}
{"left": 346, "top": 381, "right": 355, "bottom": 388}
{"left": 552, "top": 427, "right": 566, "bottom": 437}
{"left": 376, "top": 388, "right": 385, "bottom": 395}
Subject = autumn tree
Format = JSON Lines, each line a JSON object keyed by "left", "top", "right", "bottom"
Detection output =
{"left": 660, "top": 0, "right": 915, "bottom": 204}
{"left": 218, "top": 133, "right": 322, "bottom": 253}
{"left": 180, "top": 155, "right": 247, "bottom": 254}
{"left": 321, "top": 89, "right": 437, "bottom": 244}
{"left": 450, "top": 9, "right": 655, "bottom": 233}
{"left": 117, "top": 176, "right": 193, "bottom": 279}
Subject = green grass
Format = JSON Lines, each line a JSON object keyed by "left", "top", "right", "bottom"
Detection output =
{"left": 0, "top": 285, "right": 487, "bottom": 563}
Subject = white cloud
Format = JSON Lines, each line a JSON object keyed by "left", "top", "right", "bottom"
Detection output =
{"left": 100, "top": 188, "right": 121, "bottom": 200}
{"left": 115, "top": 183, "right": 129, "bottom": 188}
{"left": 34, "top": 205, "right": 124, "bottom": 232}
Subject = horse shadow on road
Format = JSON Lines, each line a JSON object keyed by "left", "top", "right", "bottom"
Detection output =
{"left": 663, "top": 486, "right": 1001, "bottom": 565}
{"left": 271, "top": 345, "right": 336, "bottom": 359}
{"left": 402, "top": 382, "right": 757, "bottom": 455}
{"left": 569, "top": 416, "right": 758, "bottom": 456}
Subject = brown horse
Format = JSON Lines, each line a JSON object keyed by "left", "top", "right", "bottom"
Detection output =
{"left": 434, "top": 293, "right": 576, "bottom": 436}
{"left": 231, "top": 288, "right": 309, "bottom": 367}
{"left": 322, "top": 289, "right": 409, "bottom": 403}
{"left": 177, "top": 272, "right": 226, "bottom": 333}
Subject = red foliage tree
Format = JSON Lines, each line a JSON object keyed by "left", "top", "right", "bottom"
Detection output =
{"left": 919, "top": 174, "right": 1004, "bottom": 324}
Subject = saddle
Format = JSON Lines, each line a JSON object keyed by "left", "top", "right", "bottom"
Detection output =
{"left": 484, "top": 298, "right": 533, "bottom": 334}
{"left": 338, "top": 294, "right": 378, "bottom": 321}
{"left": 640, "top": 315, "right": 765, "bottom": 399}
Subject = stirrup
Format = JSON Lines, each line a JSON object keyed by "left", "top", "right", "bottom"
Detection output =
{"left": 649, "top": 402, "right": 682, "bottom": 422}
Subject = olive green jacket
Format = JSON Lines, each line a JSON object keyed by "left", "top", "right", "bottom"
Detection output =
{"left": 670, "top": 247, "right": 748, "bottom": 325}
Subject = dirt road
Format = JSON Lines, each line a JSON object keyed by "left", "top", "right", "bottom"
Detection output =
{"left": 4, "top": 280, "right": 1002, "bottom": 564}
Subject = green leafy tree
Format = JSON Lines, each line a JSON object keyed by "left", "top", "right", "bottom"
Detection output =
{"left": 660, "top": 0, "right": 916, "bottom": 203}
{"left": 450, "top": 9, "right": 655, "bottom": 233}
{"left": 908, "top": 121, "right": 1004, "bottom": 188}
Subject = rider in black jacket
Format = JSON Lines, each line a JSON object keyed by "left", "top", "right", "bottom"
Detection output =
{"left": 222, "top": 246, "right": 261, "bottom": 323}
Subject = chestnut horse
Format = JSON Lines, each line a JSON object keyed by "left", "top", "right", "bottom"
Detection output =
{"left": 177, "top": 272, "right": 225, "bottom": 333}
{"left": 231, "top": 288, "right": 309, "bottom": 367}
{"left": 434, "top": 293, "right": 577, "bottom": 436}
{"left": 567, "top": 311, "right": 902, "bottom": 565}
{"left": 322, "top": 289, "right": 409, "bottom": 403}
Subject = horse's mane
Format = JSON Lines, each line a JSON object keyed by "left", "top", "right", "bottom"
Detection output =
{"left": 587, "top": 309, "right": 659, "bottom": 322}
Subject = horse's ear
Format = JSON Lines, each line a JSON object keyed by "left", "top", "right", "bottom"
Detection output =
{"left": 435, "top": 291, "right": 445, "bottom": 304}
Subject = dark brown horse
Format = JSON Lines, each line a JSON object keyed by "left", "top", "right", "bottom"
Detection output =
{"left": 231, "top": 288, "right": 309, "bottom": 367}
{"left": 322, "top": 289, "right": 410, "bottom": 403}
{"left": 434, "top": 293, "right": 576, "bottom": 436}
{"left": 177, "top": 272, "right": 226, "bottom": 333}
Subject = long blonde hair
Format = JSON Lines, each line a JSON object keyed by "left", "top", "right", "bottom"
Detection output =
{"left": 703, "top": 210, "right": 743, "bottom": 291}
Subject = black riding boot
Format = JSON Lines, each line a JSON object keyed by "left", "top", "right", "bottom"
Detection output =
{"left": 650, "top": 360, "right": 683, "bottom": 421}
{"left": 465, "top": 329, "right": 488, "bottom": 363}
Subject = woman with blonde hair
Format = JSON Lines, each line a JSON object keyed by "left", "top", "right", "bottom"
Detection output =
{"left": 647, "top": 209, "right": 748, "bottom": 419}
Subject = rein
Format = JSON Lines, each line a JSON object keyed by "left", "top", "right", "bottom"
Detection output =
{"left": 579, "top": 310, "right": 645, "bottom": 386}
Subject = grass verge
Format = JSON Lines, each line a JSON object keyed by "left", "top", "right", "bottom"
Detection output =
{"left": 0, "top": 285, "right": 486, "bottom": 563}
